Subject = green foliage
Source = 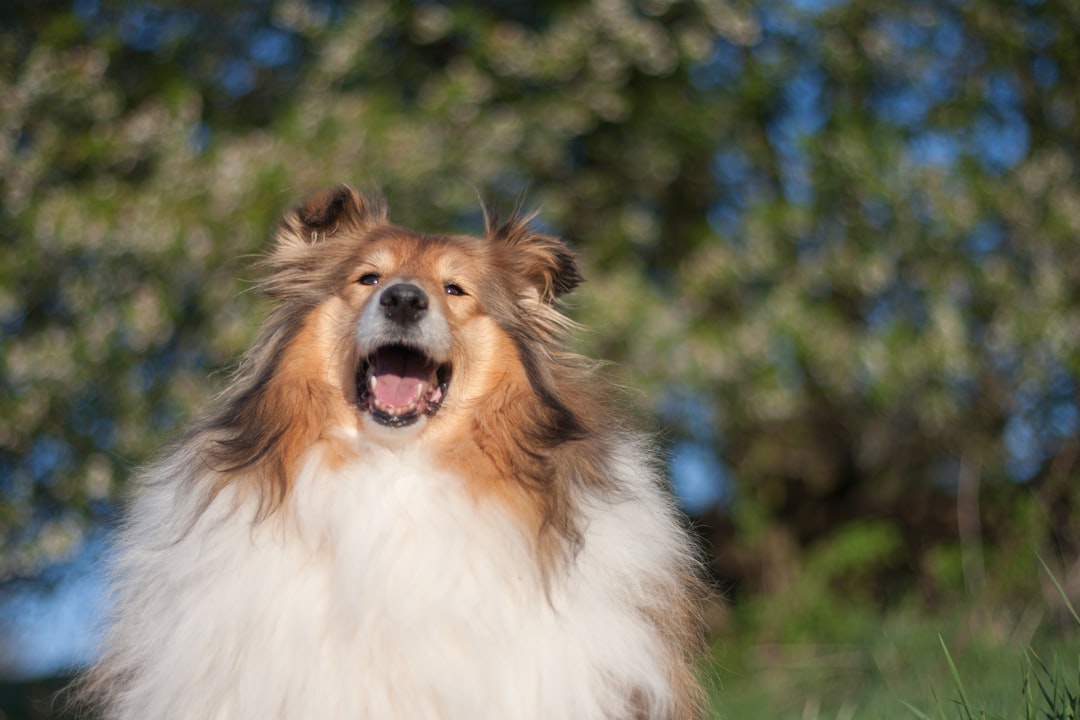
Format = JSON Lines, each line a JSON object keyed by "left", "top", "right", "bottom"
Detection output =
{"left": 744, "top": 521, "right": 904, "bottom": 643}
{"left": 2, "top": 0, "right": 1079, "bottom": 659}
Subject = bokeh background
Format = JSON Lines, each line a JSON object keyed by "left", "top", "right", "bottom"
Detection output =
{"left": 2, "top": 0, "right": 1080, "bottom": 717}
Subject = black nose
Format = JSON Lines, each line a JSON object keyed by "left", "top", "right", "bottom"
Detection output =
{"left": 380, "top": 283, "right": 429, "bottom": 325}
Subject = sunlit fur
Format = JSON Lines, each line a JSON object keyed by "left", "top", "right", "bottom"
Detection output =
{"left": 78, "top": 186, "right": 705, "bottom": 719}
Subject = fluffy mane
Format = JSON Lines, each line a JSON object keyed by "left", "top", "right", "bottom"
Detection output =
{"left": 73, "top": 186, "right": 707, "bottom": 720}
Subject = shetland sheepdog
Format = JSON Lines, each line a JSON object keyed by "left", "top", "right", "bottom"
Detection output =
{"left": 80, "top": 187, "right": 704, "bottom": 719}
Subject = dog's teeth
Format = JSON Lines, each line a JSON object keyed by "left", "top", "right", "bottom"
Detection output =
{"left": 368, "top": 374, "right": 378, "bottom": 392}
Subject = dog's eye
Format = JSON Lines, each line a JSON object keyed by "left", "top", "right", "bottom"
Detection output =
{"left": 445, "top": 283, "right": 465, "bottom": 297}
{"left": 358, "top": 273, "right": 380, "bottom": 286}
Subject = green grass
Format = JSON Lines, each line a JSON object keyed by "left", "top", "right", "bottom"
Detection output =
{"left": 705, "top": 609, "right": 1072, "bottom": 718}
{"left": 703, "top": 559, "right": 1080, "bottom": 719}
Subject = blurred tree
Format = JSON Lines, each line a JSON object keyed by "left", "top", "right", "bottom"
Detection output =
{"left": 2, "top": 0, "right": 1079, "bottom": 623}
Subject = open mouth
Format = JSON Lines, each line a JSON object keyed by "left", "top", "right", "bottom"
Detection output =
{"left": 356, "top": 344, "right": 451, "bottom": 427}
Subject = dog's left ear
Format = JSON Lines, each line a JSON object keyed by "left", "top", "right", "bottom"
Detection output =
{"left": 487, "top": 214, "right": 582, "bottom": 302}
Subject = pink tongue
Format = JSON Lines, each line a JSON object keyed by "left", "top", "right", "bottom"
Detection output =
{"left": 372, "top": 348, "right": 434, "bottom": 409}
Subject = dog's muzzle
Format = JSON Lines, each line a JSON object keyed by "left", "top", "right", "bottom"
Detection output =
{"left": 355, "top": 283, "right": 452, "bottom": 428}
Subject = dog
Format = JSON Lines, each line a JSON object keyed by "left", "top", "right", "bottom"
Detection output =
{"left": 79, "top": 186, "right": 705, "bottom": 719}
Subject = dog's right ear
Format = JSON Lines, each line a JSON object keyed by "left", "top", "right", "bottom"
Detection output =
{"left": 262, "top": 186, "right": 389, "bottom": 299}
{"left": 274, "top": 185, "right": 388, "bottom": 254}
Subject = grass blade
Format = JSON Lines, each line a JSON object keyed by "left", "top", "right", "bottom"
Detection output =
{"left": 1036, "top": 553, "right": 1080, "bottom": 627}
{"left": 1020, "top": 650, "right": 1036, "bottom": 720}
{"left": 902, "top": 700, "right": 935, "bottom": 720}
{"left": 928, "top": 682, "right": 952, "bottom": 720}
{"left": 939, "top": 635, "right": 975, "bottom": 720}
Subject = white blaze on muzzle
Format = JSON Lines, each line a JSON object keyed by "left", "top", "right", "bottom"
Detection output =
{"left": 355, "top": 279, "right": 453, "bottom": 427}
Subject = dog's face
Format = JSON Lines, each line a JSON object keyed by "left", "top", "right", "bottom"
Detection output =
{"left": 354, "top": 268, "right": 455, "bottom": 428}
{"left": 264, "top": 186, "right": 581, "bottom": 443}
{"left": 343, "top": 228, "right": 495, "bottom": 436}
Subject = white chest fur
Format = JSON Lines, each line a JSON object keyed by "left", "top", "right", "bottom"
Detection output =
{"left": 101, "top": 435, "right": 686, "bottom": 719}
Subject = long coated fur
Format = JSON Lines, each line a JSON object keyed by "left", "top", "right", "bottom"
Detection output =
{"left": 77, "top": 186, "right": 705, "bottom": 719}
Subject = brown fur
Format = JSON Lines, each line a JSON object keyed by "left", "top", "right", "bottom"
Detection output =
{"left": 173, "top": 185, "right": 704, "bottom": 717}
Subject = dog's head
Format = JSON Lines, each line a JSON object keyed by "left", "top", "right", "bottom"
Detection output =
{"left": 263, "top": 185, "right": 582, "bottom": 440}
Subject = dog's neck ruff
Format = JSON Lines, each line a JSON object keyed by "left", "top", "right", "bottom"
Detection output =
{"left": 97, "top": 432, "right": 689, "bottom": 719}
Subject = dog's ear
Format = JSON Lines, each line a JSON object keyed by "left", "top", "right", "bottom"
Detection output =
{"left": 261, "top": 186, "right": 388, "bottom": 299}
{"left": 487, "top": 213, "right": 582, "bottom": 302}
{"left": 292, "top": 185, "right": 383, "bottom": 230}
{"left": 275, "top": 185, "right": 387, "bottom": 253}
